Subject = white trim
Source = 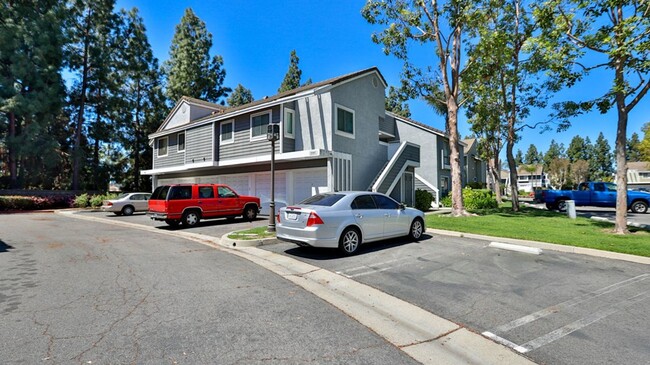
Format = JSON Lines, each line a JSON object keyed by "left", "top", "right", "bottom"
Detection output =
{"left": 284, "top": 108, "right": 295, "bottom": 139}
{"left": 250, "top": 110, "right": 272, "bottom": 141}
{"left": 220, "top": 119, "right": 234, "bottom": 145}
{"left": 379, "top": 141, "right": 389, "bottom": 146}
{"left": 157, "top": 136, "right": 169, "bottom": 157}
{"left": 141, "top": 149, "right": 331, "bottom": 175}
{"left": 372, "top": 141, "right": 420, "bottom": 192}
{"left": 384, "top": 161, "right": 419, "bottom": 197}
{"left": 415, "top": 173, "right": 439, "bottom": 208}
{"left": 177, "top": 132, "right": 185, "bottom": 152}
{"left": 334, "top": 103, "right": 355, "bottom": 139}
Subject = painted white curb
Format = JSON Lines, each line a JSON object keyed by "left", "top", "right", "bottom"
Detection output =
{"left": 489, "top": 242, "right": 543, "bottom": 255}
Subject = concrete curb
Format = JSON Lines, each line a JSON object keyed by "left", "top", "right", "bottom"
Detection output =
{"left": 427, "top": 228, "right": 650, "bottom": 265}
{"left": 590, "top": 216, "right": 650, "bottom": 230}
{"left": 56, "top": 210, "right": 537, "bottom": 365}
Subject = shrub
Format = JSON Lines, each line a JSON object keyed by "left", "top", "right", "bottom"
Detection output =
{"left": 415, "top": 189, "right": 433, "bottom": 212}
{"left": 464, "top": 188, "right": 498, "bottom": 210}
{"left": 0, "top": 195, "right": 73, "bottom": 211}
{"left": 74, "top": 193, "right": 89, "bottom": 208}
{"left": 440, "top": 194, "right": 452, "bottom": 208}
{"left": 89, "top": 194, "right": 105, "bottom": 208}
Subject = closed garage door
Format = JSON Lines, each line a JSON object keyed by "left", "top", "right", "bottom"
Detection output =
{"left": 293, "top": 168, "right": 328, "bottom": 204}
{"left": 255, "top": 172, "right": 286, "bottom": 216}
{"left": 220, "top": 175, "right": 250, "bottom": 195}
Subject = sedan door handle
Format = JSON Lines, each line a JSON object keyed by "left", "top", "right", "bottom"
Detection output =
{"left": 355, "top": 214, "right": 363, "bottom": 219}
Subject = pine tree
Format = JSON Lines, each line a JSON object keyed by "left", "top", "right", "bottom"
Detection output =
{"left": 591, "top": 132, "right": 614, "bottom": 181}
{"left": 65, "top": 0, "right": 119, "bottom": 190}
{"left": 567, "top": 135, "right": 589, "bottom": 162}
{"left": 524, "top": 144, "right": 541, "bottom": 164}
{"left": 543, "top": 140, "right": 565, "bottom": 169}
{"left": 227, "top": 84, "right": 254, "bottom": 107}
{"left": 626, "top": 133, "right": 642, "bottom": 162}
{"left": 640, "top": 123, "right": 650, "bottom": 161}
{"left": 278, "top": 50, "right": 303, "bottom": 93}
{"left": 385, "top": 86, "right": 411, "bottom": 118}
{"left": 164, "top": 8, "right": 230, "bottom": 103}
{"left": 113, "top": 8, "right": 167, "bottom": 191}
{"left": 0, "top": 0, "right": 66, "bottom": 189}
{"left": 515, "top": 149, "right": 524, "bottom": 165}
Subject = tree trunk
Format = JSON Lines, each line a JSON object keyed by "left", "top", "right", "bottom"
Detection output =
{"left": 8, "top": 112, "right": 17, "bottom": 188}
{"left": 447, "top": 99, "right": 466, "bottom": 216}
{"left": 506, "top": 130, "right": 519, "bottom": 211}
{"left": 489, "top": 156, "right": 503, "bottom": 204}
{"left": 72, "top": 8, "right": 91, "bottom": 191}
{"left": 614, "top": 93, "right": 629, "bottom": 234}
{"left": 134, "top": 80, "right": 142, "bottom": 191}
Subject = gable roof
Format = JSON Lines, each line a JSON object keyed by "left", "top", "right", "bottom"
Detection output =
{"left": 388, "top": 111, "right": 468, "bottom": 147}
{"left": 628, "top": 161, "right": 650, "bottom": 171}
{"left": 150, "top": 67, "right": 388, "bottom": 138}
{"left": 156, "top": 96, "right": 227, "bottom": 132}
{"left": 517, "top": 164, "right": 544, "bottom": 175}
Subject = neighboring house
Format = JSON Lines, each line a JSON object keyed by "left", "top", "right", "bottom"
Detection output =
{"left": 461, "top": 138, "right": 487, "bottom": 187}
{"left": 383, "top": 112, "right": 468, "bottom": 208}
{"left": 143, "top": 68, "right": 421, "bottom": 214}
{"left": 627, "top": 161, "right": 650, "bottom": 191}
{"left": 516, "top": 164, "right": 548, "bottom": 193}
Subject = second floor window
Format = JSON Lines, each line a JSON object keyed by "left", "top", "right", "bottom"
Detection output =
{"left": 251, "top": 112, "right": 270, "bottom": 140}
{"left": 284, "top": 108, "right": 295, "bottom": 138}
{"left": 335, "top": 105, "right": 354, "bottom": 138}
{"left": 157, "top": 137, "right": 168, "bottom": 157}
{"left": 221, "top": 120, "right": 234, "bottom": 144}
{"left": 177, "top": 132, "right": 185, "bottom": 152}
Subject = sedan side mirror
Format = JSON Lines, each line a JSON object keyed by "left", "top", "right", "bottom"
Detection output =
{"left": 398, "top": 203, "right": 406, "bottom": 210}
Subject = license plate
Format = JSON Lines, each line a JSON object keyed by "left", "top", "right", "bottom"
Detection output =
{"left": 287, "top": 212, "right": 298, "bottom": 220}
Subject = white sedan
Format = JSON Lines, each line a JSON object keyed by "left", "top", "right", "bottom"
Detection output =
{"left": 276, "top": 192, "right": 425, "bottom": 255}
{"left": 101, "top": 192, "right": 151, "bottom": 216}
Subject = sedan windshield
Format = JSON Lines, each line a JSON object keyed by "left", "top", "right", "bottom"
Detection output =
{"left": 299, "top": 194, "right": 345, "bottom": 206}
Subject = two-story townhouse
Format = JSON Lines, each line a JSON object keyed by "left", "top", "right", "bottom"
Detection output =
{"left": 461, "top": 138, "right": 487, "bottom": 187}
{"left": 516, "top": 164, "right": 548, "bottom": 192}
{"left": 142, "top": 68, "right": 421, "bottom": 214}
{"left": 627, "top": 161, "right": 650, "bottom": 191}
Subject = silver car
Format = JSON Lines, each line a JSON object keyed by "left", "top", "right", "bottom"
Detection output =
{"left": 101, "top": 192, "right": 151, "bottom": 216}
{"left": 276, "top": 192, "right": 425, "bottom": 255}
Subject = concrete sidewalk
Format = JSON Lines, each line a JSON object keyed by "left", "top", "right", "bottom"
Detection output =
{"left": 58, "top": 210, "right": 537, "bottom": 365}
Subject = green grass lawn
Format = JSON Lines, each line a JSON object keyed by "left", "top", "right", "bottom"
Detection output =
{"left": 227, "top": 226, "right": 276, "bottom": 240}
{"left": 426, "top": 205, "right": 650, "bottom": 257}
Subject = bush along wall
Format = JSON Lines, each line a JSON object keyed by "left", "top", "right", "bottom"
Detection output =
{"left": 0, "top": 195, "right": 73, "bottom": 211}
{"left": 415, "top": 189, "right": 434, "bottom": 212}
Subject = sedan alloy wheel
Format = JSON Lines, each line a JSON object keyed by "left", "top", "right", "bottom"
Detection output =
{"left": 339, "top": 228, "right": 361, "bottom": 256}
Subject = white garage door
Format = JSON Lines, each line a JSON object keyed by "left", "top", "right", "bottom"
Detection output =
{"left": 255, "top": 172, "right": 286, "bottom": 216}
{"left": 293, "top": 168, "right": 328, "bottom": 204}
{"left": 220, "top": 175, "right": 250, "bottom": 195}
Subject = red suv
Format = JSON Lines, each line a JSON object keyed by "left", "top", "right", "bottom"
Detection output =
{"left": 148, "top": 184, "right": 260, "bottom": 227}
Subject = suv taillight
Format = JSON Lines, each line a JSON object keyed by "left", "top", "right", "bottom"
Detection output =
{"left": 306, "top": 212, "right": 324, "bottom": 226}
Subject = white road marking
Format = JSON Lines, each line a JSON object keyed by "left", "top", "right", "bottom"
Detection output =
{"left": 495, "top": 273, "right": 650, "bottom": 333}
{"left": 520, "top": 291, "right": 650, "bottom": 352}
{"left": 482, "top": 331, "right": 529, "bottom": 353}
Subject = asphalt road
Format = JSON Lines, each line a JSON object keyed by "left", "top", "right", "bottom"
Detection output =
{"left": 263, "top": 234, "right": 650, "bottom": 365}
{"left": 0, "top": 213, "right": 417, "bottom": 365}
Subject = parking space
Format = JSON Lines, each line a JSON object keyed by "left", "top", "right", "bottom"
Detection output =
{"left": 262, "top": 234, "right": 650, "bottom": 365}
{"left": 78, "top": 211, "right": 268, "bottom": 237}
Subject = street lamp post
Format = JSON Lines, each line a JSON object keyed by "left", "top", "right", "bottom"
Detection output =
{"left": 266, "top": 123, "right": 280, "bottom": 232}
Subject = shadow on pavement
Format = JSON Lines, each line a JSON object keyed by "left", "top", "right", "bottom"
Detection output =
{"left": 0, "top": 239, "right": 14, "bottom": 253}
{"left": 154, "top": 217, "right": 266, "bottom": 231}
{"left": 281, "top": 234, "right": 433, "bottom": 260}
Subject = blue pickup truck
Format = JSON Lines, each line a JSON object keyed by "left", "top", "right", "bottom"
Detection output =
{"left": 540, "top": 182, "right": 650, "bottom": 213}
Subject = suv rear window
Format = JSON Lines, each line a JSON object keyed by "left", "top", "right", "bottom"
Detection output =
{"left": 151, "top": 186, "right": 170, "bottom": 200}
{"left": 299, "top": 194, "right": 345, "bottom": 206}
{"left": 169, "top": 186, "right": 192, "bottom": 200}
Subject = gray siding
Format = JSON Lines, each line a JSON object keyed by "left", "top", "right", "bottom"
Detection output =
{"left": 282, "top": 102, "right": 297, "bottom": 153}
{"left": 153, "top": 133, "right": 184, "bottom": 169}
{"left": 185, "top": 124, "right": 213, "bottom": 164}
{"left": 379, "top": 115, "right": 395, "bottom": 136}
{"left": 219, "top": 106, "right": 281, "bottom": 160}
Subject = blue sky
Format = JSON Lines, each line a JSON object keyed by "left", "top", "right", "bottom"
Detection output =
{"left": 115, "top": 0, "right": 649, "bottom": 157}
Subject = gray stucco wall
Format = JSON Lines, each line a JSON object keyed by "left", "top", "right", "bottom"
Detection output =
{"left": 376, "top": 144, "right": 420, "bottom": 193}
{"left": 330, "top": 73, "right": 387, "bottom": 191}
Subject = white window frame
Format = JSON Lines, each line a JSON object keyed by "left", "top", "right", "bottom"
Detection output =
{"left": 177, "top": 132, "right": 185, "bottom": 152}
{"left": 157, "top": 136, "right": 168, "bottom": 157}
{"left": 220, "top": 120, "right": 234, "bottom": 145}
{"left": 250, "top": 110, "right": 272, "bottom": 141}
{"left": 334, "top": 103, "right": 355, "bottom": 139}
{"left": 284, "top": 108, "right": 295, "bottom": 139}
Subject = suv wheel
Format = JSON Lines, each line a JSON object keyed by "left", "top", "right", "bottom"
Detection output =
{"left": 182, "top": 210, "right": 201, "bottom": 227}
{"left": 243, "top": 206, "right": 258, "bottom": 221}
{"left": 631, "top": 200, "right": 648, "bottom": 214}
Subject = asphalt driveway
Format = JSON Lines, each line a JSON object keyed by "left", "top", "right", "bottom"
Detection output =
{"left": 262, "top": 233, "right": 650, "bottom": 365}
